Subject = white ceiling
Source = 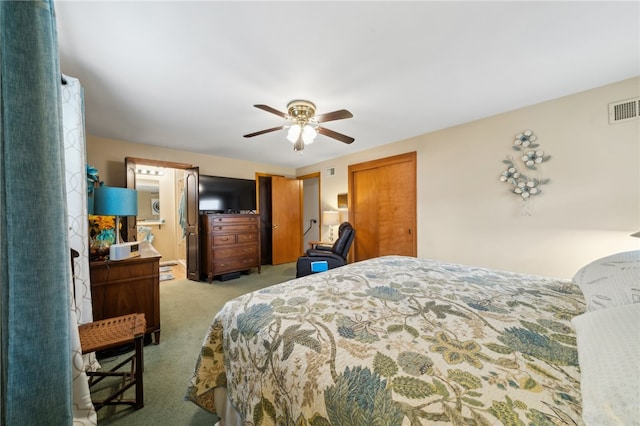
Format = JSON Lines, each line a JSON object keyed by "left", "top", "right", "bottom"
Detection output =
{"left": 55, "top": 1, "right": 639, "bottom": 169}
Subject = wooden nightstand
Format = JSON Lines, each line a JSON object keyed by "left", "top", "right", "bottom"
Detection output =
{"left": 89, "top": 246, "right": 162, "bottom": 344}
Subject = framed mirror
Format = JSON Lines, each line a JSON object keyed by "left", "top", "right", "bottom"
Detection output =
{"left": 136, "top": 176, "right": 160, "bottom": 222}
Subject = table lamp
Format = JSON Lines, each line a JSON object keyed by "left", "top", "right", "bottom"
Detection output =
{"left": 93, "top": 186, "right": 138, "bottom": 246}
{"left": 322, "top": 210, "right": 340, "bottom": 242}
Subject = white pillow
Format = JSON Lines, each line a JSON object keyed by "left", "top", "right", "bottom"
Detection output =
{"left": 572, "top": 250, "right": 640, "bottom": 311}
{"left": 572, "top": 303, "right": 640, "bottom": 425}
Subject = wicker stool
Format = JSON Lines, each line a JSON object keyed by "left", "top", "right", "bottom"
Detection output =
{"left": 78, "top": 313, "right": 146, "bottom": 410}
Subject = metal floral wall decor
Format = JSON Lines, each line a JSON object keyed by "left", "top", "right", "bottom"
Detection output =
{"left": 500, "top": 130, "right": 550, "bottom": 215}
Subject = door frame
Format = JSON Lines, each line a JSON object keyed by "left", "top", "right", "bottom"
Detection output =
{"left": 297, "top": 171, "right": 321, "bottom": 250}
{"left": 124, "top": 157, "right": 199, "bottom": 279}
{"left": 256, "top": 172, "right": 311, "bottom": 264}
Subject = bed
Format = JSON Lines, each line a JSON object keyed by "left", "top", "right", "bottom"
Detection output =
{"left": 186, "top": 253, "right": 639, "bottom": 425}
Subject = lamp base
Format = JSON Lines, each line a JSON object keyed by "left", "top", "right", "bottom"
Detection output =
{"left": 115, "top": 216, "right": 125, "bottom": 245}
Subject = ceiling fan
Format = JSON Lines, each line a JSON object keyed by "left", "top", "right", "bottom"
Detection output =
{"left": 243, "top": 100, "right": 354, "bottom": 152}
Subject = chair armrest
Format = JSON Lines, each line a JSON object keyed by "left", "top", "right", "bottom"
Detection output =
{"left": 304, "top": 251, "right": 346, "bottom": 262}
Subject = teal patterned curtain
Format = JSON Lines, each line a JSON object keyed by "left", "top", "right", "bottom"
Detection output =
{"left": 0, "top": 1, "right": 73, "bottom": 423}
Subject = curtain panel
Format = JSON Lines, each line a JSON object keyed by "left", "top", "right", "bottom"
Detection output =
{"left": 0, "top": 1, "right": 73, "bottom": 423}
{"left": 62, "top": 75, "right": 93, "bottom": 325}
{"left": 62, "top": 75, "right": 97, "bottom": 424}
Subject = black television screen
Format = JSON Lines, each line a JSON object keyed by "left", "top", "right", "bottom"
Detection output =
{"left": 199, "top": 175, "right": 256, "bottom": 213}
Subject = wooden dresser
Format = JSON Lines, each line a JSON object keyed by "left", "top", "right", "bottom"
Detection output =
{"left": 89, "top": 246, "right": 162, "bottom": 344}
{"left": 200, "top": 213, "right": 261, "bottom": 282}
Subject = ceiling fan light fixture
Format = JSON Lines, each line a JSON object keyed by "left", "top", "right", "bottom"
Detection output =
{"left": 287, "top": 123, "right": 316, "bottom": 147}
{"left": 287, "top": 124, "right": 301, "bottom": 143}
{"left": 293, "top": 135, "right": 305, "bottom": 152}
{"left": 287, "top": 100, "right": 316, "bottom": 119}
{"left": 244, "top": 100, "right": 354, "bottom": 150}
{"left": 302, "top": 124, "right": 316, "bottom": 144}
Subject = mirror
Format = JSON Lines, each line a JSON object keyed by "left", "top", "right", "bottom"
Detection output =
{"left": 136, "top": 176, "right": 161, "bottom": 222}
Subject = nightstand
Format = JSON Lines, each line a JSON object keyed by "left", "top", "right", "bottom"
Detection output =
{"left": 89, "top": 246, "right": 162, "bottom": 344}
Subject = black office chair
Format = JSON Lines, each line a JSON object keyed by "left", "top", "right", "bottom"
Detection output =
{"left": 296, "top": 222, "right": 355, "bottom": 278}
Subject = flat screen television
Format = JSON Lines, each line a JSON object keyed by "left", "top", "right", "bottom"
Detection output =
{"left": 199, "top": 175, "right": 257, "bottom": 213}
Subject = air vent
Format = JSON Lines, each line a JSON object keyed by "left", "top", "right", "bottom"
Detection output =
{"left": 608, "top": 97, "right": 639, "bottom": 124}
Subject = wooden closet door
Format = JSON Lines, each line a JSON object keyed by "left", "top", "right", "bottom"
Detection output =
{"left": 378, "top": 161, "right": 415, "bottom": 256}
{"left": 350, "top": 152, "right": 416, "bottom": 261}
{"left": 352, "top": 167, "right": 379, "bottom": 260}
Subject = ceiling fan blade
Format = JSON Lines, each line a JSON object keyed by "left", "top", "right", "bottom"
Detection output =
{"left": 254, "top": 104, "right": 289, "bottom": 119}
{"left": 317, "top": 126, "right": 355, "bottom": 144}
{"left": 313, "top": 109, "right": 353, "bottom": 123}
{"left": 243, "top": 125, "right": 285, "bottom": 138}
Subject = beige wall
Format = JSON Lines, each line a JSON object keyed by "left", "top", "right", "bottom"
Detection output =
{"left": 88, "top": 78, "right": 639, "bottom": 278}
{"left": 86, "top": 134, "right": 296, "bottom": 261}
{"left": 298, "top": 78, "right": 640, "bottom": 278}
{"left": 86, "top": 135, "right": 295, "bottom": 187}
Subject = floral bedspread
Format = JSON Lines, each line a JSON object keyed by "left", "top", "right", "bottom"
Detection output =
{"left": 186, "top": 255, "right": 586, "bottom": 425}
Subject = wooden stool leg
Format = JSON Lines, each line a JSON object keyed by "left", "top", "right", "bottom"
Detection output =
{"left": 79, "top": 314, "right": 146, "bottom": 412}
{"left": 134, "top": 334, "right": 144, "bottom": 409}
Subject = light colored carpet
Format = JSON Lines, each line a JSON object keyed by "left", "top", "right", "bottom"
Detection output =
{"left": 94, "top": 262, "right": 297, "bottom": 425}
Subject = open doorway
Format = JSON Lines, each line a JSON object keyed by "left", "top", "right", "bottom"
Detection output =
{"left": 300, "top": 172, "right": 321, "bottom": 251}
{"left": 125, "top": 157, "right": 200, "bottom": 280}
{"left": 256, "top": 172, "right": 320, "bottom": 264}
{"left": 134, "top": 165, "right": 181, "bottom": 261}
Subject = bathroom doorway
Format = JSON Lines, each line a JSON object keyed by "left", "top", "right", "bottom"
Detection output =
{"left": 125, "top": 157, "right": 200, "bottom": 280}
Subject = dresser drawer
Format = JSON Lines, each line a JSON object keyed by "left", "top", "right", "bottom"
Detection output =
{"left": 213, "top": 244, "right": 258, "bottom": 259}
{"left": 90, "top": 257, "right": 159, "bottom": 281}
{"left": 213, "top": 256, "right": 259, "bottom": 274}
{"left": 208, "top": 215, "right": 258, "bottom": 225}
{"left": 237, "top": 232, "right": 258, "bottom": 243}
{"left": 211, "top": 224, "right": 258, "bottom": 233}
{"left": 213, "top": 234, "right": 237, "bottom": 246}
